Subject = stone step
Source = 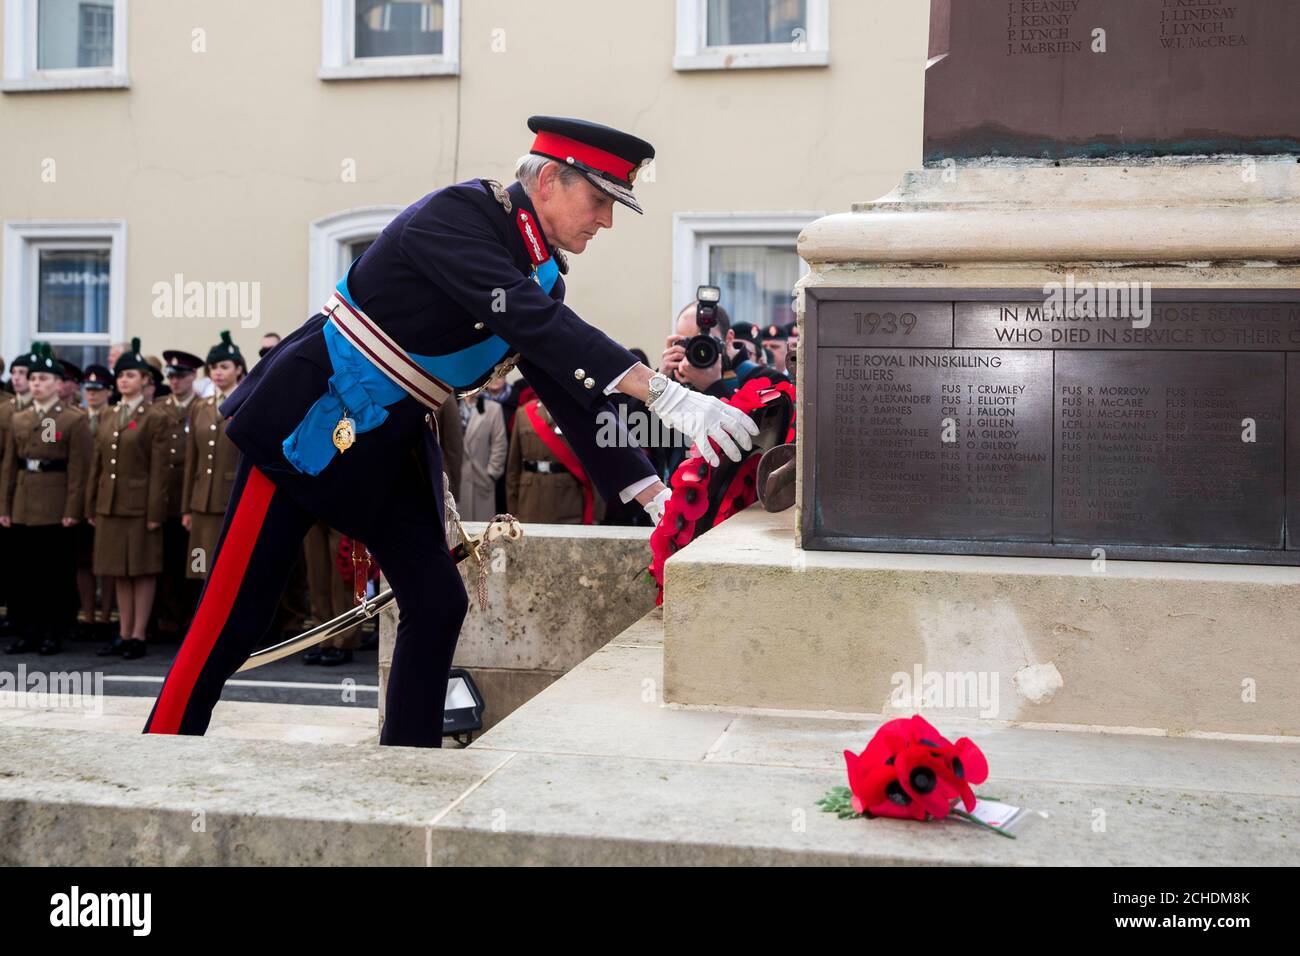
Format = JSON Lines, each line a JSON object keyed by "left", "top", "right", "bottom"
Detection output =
{"left": 5, "top": 609, "right": 1292, "bottom": 865}
{"left": 0, "top": 693, "right": 377, "bottom": 745}
{"left": 662, "top": 504, "right": 1300, "bottom": 736}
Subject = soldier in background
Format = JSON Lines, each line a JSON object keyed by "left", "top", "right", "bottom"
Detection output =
{"left": 182, "top": 333, "right": 244, "bottom": 590}
{"left": 760, "top": 323, "right": 791, "bottom": 376}
{"left": 0, "top": 344, "right": 91, "bottom": 655}
{"left": 506, "top": 397, "right": 604, "bottom": 524}
{"left": 0, "top": 350, "right": 34, "bottom": 639}
{"left": 87, "top": 339, "right": 168, "bottom": 660}
{"left": 154, "top": 349, "right": 204, "bottom": 638}
{"left": 78, "top": 365, "right": 116, "bottom": 636}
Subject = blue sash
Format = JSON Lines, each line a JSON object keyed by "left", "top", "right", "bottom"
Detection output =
{"left": 283, "top": 265, "right": 555, "bottom": 475}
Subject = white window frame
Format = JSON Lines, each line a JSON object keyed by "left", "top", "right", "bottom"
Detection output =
{"left": 2, "top": 219, "right": 126, "bottom": 367}
{"left": 671, "top": 211, "right": 821, "bottom": 334}
{"left": 674, "top": 0, "right": 828, "bottom": 71}
{"left": 320, "top": 0, "right": 459, "bottom": 80}
{"left": 308, "top": 206, "right": 402, "bottom": 308}
{"left": 2, "top": 0, "right": 129, "bottom": 92}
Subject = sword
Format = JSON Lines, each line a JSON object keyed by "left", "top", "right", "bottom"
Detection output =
{"left": 237, "top": 516, "right": 523, "bottom": 672}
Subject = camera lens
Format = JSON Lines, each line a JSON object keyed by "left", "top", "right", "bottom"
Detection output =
{"left": 686, "top": 335, "right": 720, "bottom": 369}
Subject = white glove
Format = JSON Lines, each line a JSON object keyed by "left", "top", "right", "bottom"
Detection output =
{"left": 648, "top": 378, "right": 760, "bottom": 467}
{"left": 644, "top": 487, "right": 672, "bottom": 526}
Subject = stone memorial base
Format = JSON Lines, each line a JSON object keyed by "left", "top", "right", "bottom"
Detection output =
{"left": 664, "top": 503, "right": 1299, "bottom": 736}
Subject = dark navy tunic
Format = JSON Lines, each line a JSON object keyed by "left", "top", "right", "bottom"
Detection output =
{"left": 221, "top": 179, "right": 656, "bottom": 539}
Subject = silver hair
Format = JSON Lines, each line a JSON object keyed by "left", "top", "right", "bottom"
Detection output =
{"left": 514, "top": 153, "right": 584, "bottom": 194}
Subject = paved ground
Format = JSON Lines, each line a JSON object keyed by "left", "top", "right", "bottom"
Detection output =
{"left": 0, "top": 628, "right": 380, "bottom": 710}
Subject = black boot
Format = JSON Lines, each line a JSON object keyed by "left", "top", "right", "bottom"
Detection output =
{"left": 120, "top": 639, "right": 147, "bottom": 660}
{"left": 319, "top": 648, "right": 353, "bottom": 666}
{"left": 38, "top": 637, "right": 63, "bottom": 656}
{"left": 302, "top": 647, "right": 323, "bottom": 665}
{"left": 4, "top": 636, "right": 35, "bottom": 655}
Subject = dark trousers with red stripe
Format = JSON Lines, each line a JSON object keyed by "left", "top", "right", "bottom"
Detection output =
{"left": 143, "top": 452, "right": 469, "bottom": 747}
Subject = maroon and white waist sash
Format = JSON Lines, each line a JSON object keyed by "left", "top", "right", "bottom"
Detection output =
{"left": 321, "top": 292, "right": 454, "bottom": 412}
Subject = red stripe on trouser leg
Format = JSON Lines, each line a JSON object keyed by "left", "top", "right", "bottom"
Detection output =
{"left": 146, "top": 466, "right": 276, "bottom": 735}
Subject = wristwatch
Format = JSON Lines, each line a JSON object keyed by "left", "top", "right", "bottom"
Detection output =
{"left": 647, "top": 372, "right": 670, "bottom": 407}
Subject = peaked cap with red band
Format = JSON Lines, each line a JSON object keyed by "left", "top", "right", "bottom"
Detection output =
{"left": 527, "top": 115, "right": 655, "bottom": 215}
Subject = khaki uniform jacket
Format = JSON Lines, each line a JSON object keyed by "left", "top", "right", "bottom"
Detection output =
{"left": 184, "top": 392, "right": 239, "bottom": 515}
{"left": 0, "top": 401, "right": 91, "bottom": 525}
{"left": 0, "top": 395, "right": 32, "bottom": 479}
{"left": 153, "top": 394, "right": 197, "bottom": 518}
{"left": 85, "top": 400, "right": 168, "bottom": 522}
{"left": 506, "top": 400, "right": 604, "bottom": 524}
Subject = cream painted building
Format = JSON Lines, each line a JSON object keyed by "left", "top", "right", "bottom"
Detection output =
{"left": 0, "top": 0, "right": 927, "bottom": 373}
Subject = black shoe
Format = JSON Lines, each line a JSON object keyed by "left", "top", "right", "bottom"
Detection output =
{"left": 4, "top": 637, "right": 35, "bottom": 655}
{"left": 319, "top": 648, "right": 353, "bottom": 666}
{"left": 302, "top": 648, "right": 323, "bottom": 665}
{"left": 120, "top": 639, "right": 147, "bottom": 660}
{"left": 96, "top": 636, "right": 126, "bottom": 657}
{"left": 38, "top": 638, "right": 62, "bottom": 656}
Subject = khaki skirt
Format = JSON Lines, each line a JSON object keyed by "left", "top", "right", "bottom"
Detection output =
{"left": 92, "top": 515, "right": 164, "bottom": 577}
{"left": 186, "top": 512, "right": 225, "bottom": 580}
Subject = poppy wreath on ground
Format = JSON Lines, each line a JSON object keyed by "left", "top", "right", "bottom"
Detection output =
{"left": 647, "top": 378, "right": 796, "bottom": 606}
{"left": 817, "top": 714, "right": 1011, "bottom": 837}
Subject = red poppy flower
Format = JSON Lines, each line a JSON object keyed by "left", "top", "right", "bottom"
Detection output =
{"left": 842, "top": 714, "right": 989, "bottom": 821}
{"left": 127, "top": 420, "right": 137, "bottom": 429}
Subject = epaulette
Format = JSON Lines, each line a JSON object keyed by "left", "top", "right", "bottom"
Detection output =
{"left": 485, "top": 179, "right": 512, "bottom": 214}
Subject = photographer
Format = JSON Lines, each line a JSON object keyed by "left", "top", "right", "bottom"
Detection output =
{"left": 652, "top": 288, "right": 788, "bottom": 478}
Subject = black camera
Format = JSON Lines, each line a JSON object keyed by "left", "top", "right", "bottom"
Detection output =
{"left": 678, "top": 285, "right": 725, "bottom": 369}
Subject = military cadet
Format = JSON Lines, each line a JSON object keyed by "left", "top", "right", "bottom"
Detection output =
{"left": 0, "top": 349, "right": 36, "bottom": 639}
{"left": 181, "top": 332, "right": 244, "bottom": 585}
{"left": 87, "top": 339, "right": 168, "bottom": 660}
{"left": 144, "top": 116, "right": 756, "bottom": 747}
{"left": 506, "top": 397, "right": 603, "bottom": 524}
{"left": 0, "top": 345, "right": 92, "bottom": 655}
{"left": 154, "top": 348, "right": 204, "bottom": 637}
{"left": 57, "top": 360, "right": 84, "bottom": 406}
{"left": 77, "top": 364, "right": 116, "bottom": 635}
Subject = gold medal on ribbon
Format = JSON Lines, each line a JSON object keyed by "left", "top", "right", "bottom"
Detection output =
{"left": 332, "top": 416, "right": 356, "bottom": 452}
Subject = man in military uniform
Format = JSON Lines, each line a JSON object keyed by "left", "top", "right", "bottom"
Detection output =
{"left": 0, "top": 344, "right": 92, "bottom": 655}
{"left": 144, "top": 116, "right": 758, "bottom": 747}
{"left": 0, "top": 351, "right": 34, "bottom": 637}
{"left": 761, "top": 322, "right": 792, "bottom": 376}
{"left": 506, "top": 397, "right": 604, "bottom": 524}
{"left": 153, "top": 348, "right": 204, "bottom": 637}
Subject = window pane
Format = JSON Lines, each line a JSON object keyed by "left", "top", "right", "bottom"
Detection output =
{"left": 348, "top": 238, "right": 376, "bottom": 262}
{"left": 38, "top": 0, "right": 114, "bottom": 70}
{"left": 707, "top": 0, "right": 805, "bottom": 46}
{"left": 354, "top": 0, "right": 443, "bottom": 59}
{"left": 707, "top": 245, "right": 801, "bottom": 333}
{"left": 37, "top": 249, "right": 111, "bottom": 335}
{"left": 46, "top": 343, "right": 110, "bottom": 371}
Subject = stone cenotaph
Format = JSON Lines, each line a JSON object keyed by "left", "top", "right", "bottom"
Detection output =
{"left": 663, "top": 0, "right": 1300, "bottom": 736}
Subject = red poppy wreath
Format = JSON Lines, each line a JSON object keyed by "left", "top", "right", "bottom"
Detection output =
{"left": 647, "top": 377, "right": 796, "bottom": 606}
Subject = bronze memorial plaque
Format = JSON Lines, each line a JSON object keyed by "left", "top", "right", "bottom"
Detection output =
{"left": 801, "top": 289, "right": 1300, "bottom": 564}
{"left": 924, "top": 0, "right": 1300, "bottom": 162}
